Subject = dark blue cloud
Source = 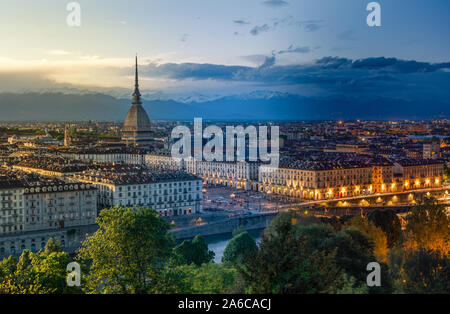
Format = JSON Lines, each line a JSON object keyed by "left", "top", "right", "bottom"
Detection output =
{"left": 139, "top": 56, "right": 450, "bottom": 111}
{"left": 259, "top": 54, "right": 276, "bottom": 69}
{"left": 315, "top": 57, "right": 353, "bottom": 69}
{"left": 233, "top": 19, "right": 250, "bottom": 25}
{"left": 250, "top": 24, "right": 270, "bottom": 36}
{"left": 141, "top": 62, "right": 249, "bottom": 80}
{"left": 249, "top": 17, "right": 323, "bottom": 36}
{"left": 262, "top": 0, "right": 288, "bottom": 7}
{"left": 278, "top": 45, "right": 311, "bottom": 54}
{"left": 141, "top": 56, "right": 450, "bottom": 83}
{"left": 351, "top": 57, "right": 450, "bottom": 73}
{"left": 299, "top": 20, "right": 323, "bottom": 32}
{"left": 314, "top": 57, "right": 450, "bottom": 74}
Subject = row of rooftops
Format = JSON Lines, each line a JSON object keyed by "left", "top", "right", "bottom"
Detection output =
{"left": 13, "top": 155, "right": 88, "bottom": 173}
{"left": 58, "top": 146, "right": 267, "bottom": 163}
{"left": 277, "top": 158, "right": 372, "bottom": 171}
{"left": 23, "top": 182, "right": 95, "bottom": 194}
{"left": 73, "top": 164, "right": 201, "bottom": 186}
{"left": 393, "top": 158, "right": 445, "bottom": 167}
{"left": 0, "top": 178, "right": 24, "bottom": 190}
{"left": 0, "top": 174, "right": 95, "bottom": 193}
{"left": 272, "top": 153, "right": 443, "bottom": 171}
{"left": 57, "top": 146, "right": 150, "bottom": 155}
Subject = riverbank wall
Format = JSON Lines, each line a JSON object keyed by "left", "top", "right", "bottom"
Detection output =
{"left": 170, "top": 212, "right": 277, "bottom": 240}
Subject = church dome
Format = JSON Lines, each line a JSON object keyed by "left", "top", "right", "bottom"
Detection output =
{"left": 123, "top": 103, "right": 151, "bottom": 132}
{"left": 122, "top": 56, "right": 152, "bottom": 144}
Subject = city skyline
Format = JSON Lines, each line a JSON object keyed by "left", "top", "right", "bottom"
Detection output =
{"left": 0, "top": 0, "right": 448, "bottom": 298}
{"left": 0, "top": 0, "right": 449, "bottom": 120}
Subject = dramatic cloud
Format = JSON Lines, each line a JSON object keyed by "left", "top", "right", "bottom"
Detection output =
{"left": 137, "top": 56, "right": 450, "bottom": 87}
{"left": 4, "top": 55, "right": 449, "bottom": 97}
{"left": 278, "top": 45, "right": 311, "bottom": 54}
{"left": 259, "top": 54, "right": 276, "bottom": 69}
{"left": 262, "top": 0, "right": 288, "bottom": 7}
{"left": 1, "top": 55, "right": 449, "bottom": 120}
{"left": 250, "top": 24, "right": 270, "bottom": 36}
{"left": 233, "top": 19, "right": 250, "bottom": 25}
{"left": 298, "top": 20, "right": 323, "bottom": 32}
{"left": 317, "top": 56, "right": 450, "bottom": 73}
{"left": 250, "top": 17, "right": 323, "bottom": 36}
{"left": 1, "top": 54, "right": 449, "bottom": 120}
{"left": 135, "top": 55, "right": 450, "bottom": 105}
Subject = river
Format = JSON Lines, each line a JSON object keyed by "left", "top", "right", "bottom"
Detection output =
{"left": 203, "top": 228, "right": 264, "bottom": 263}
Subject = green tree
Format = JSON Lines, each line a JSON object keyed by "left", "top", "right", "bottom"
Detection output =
{"left": 0, "top": 256, "right": 18, "bottom": 278}
{"left": 345, "top": 216, "right": 389, "bottom": 262}
{"left": 336, "top": 275, "right": 369, "bottom": 294}
{"left": 16, "top": 250, "right": 33, "bottom": 272}
{"left": 0, "top": 240, "right": 82, "bottom": 294}
{"left": 0, "top": 273, "right": 55, "bottom": 294}
{"left": 77, "top": 206, "right": 174, "bottom": 294}
{"left": 222, "top": 231, "right": 257, "bottom": 265}
{"left": 327, "top": 228, "right": 392, "bottom": 293}
{"left": 368, "top": 210, "right": 402, "bottom": 248}
{"left": 32, "top": 251, "right": 81, "bottom": 294}
{"left": 43, "top": 237, "right": 62, "bottom": 255}
{"left": 172, "top": 235, "right": 215, "bottom": 266}
{"left": 232, "top": 226, "right": 247, "bottom": 237}
{"left": 263, "top": 211, "right": 321, "bottom": 238}
{"left": 264, "top": 212, "right": 395, "bottom": 293}
{"left": 401, "top": 249, "right": 449, "bottom": 293}
{"left": 295, "top": 223, "right": 394, "bottom": 293}
{"left": 405, "top": 197, "right": 449, "bottom": 253}
{"left": 177, "top": 262, "right": 238, "bottom": 294}
{"left": 239, "top": 218, "right": 345, "bottom": 294}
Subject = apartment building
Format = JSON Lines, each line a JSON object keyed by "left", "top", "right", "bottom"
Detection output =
{"left": 23, "top": 182, "right": 97, "bottom": 232}
{"left": 60, "top": 147, "right": 147, "bottom": 164}
{"left": 186, "top": 158, "right": 259, "bottom": 190}
{"left": 145, "top": 152, "right": 184, "bottom": 171}
{"left": 259, "top": 158, "right": 376, "bottom": 200}
{"left": 394, "top": 159, "right": 444, "bottom": 190}
{"left": 0, "top": 176, "right": 97, "bottom": 258}
{"left": 72, "top": 165, "right": 203, "bottom": 216}
{"left": 0, "top": 179, "right": 25, "bottom": 235}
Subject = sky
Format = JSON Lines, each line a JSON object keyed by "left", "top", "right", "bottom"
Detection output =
{"left": 0, "top": 0, "right": 449, "bottom": 118}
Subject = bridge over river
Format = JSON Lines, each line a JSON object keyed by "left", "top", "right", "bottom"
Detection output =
{"left": 278, "top": 186, "right": 450, "bottom": 218}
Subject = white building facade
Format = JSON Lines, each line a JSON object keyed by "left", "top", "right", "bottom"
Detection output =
{"left": 185, "top": 158, "right": 259, "bottom": 190}
{"left": 0, "top": 180, "right": 97, "bottom": 258}
{"left": 73, "top": 170, "right": 203, "bottom": 216}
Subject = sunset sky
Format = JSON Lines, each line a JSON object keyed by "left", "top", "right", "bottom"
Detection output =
{"left": 0, "top": 0, "right": 449, "bottom": 108}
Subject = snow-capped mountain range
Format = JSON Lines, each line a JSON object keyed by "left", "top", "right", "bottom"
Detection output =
{"left": 15, "top": 86, "right": 294, "bottom": 104}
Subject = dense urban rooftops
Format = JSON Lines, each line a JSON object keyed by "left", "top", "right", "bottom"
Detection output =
{"left": 394, "top": 158, "right": 444, "bottom": 167}
{"left": 13, "top": 155, "right": 88, "bottom": 173}
{"left": 271, "top": 153, "right": 394, "bottom": 171}
{"left": 73, "top": 164, "right": 201, "bottom": 186}
{"left": 0, "top": 170, "right": 95, "bottom": 193}
{"left": 58, "top": 146, "right": 149, "bottom": 155}
{"left": 0, "top": 178, "right": 25, "bottom": 189}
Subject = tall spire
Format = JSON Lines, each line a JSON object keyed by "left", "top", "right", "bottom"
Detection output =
{"left": 122, "top": 54, "right": 152, "bottom": 145}
{"left": 132, "top": 54, "right": 142, "bottom": 105}
{"left": 135, "top": 55, "right": 139, "bottom": 90}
